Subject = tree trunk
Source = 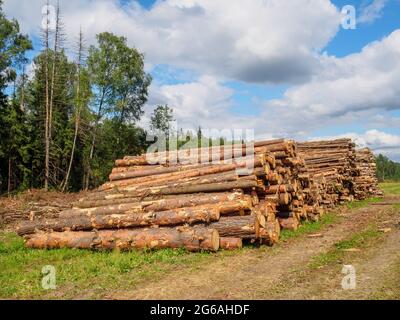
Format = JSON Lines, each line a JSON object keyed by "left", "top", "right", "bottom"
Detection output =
{"left": 85, "top": 89, "right": 105, "bottom": 190}
{"left": 62, "top": 29, "right": 83, "bottom": 192}
{"left": 209, "top": 215, "right": 257, "bottom": 238}
{"left": 101, "top": 163, "right": 245, "bottom": 190}
{"left": 17, "top": 207, "right": 220, "bottom": 235}
{"left": 24, "top": 227, "right": 220, "bottom": 251}
{"left": 7, "top": 156, "right": 12, "bottom": 196}
{"left": 43, "top": 2, "right": 50, "bottom": 191}
{"left": 61, "top": 198, "right": 250, "bottom": 219}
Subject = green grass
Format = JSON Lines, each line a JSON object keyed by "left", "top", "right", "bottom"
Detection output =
{"left": 346, "top": 197, "right": 383, "bottom": 210}
{"left": 280, "top": 212, "right": 338, "bottom": 241}
{"left": 308, "top": 226, "right": 383, "bottom": 269}
{"left": 380, "top": 182, "right": 400, "bottom": 195}
{"left": 0, "top": 232, "right": 221, "bottom": 299}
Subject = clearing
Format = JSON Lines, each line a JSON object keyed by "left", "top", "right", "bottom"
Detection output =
{"left": 0, "top": 183, "right": 399, "bottom": 299}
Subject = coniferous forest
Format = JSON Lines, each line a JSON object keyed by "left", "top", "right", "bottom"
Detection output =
{"left": 0, "top": 1, "right": 179, "bottom": 194}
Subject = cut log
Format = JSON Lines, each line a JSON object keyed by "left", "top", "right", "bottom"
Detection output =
{"left": 24, "top": 226, "right": 220, "bottom": 251}
{"left": 17, "top": 207, "right": 220, "bottom": 235}
{"left": 278, "top": 217, "right": 299, "bottom": 231}
{"left": 219, "top": 237, "right": 243, "bottom": 250}
{"left": 259, "top": 220, "right": 281, "bottom": 245}
{"left": 209, "top": 215, "right": 257, "bottom": 238}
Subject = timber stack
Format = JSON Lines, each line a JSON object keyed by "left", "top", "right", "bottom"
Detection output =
{"left": 297, "top": 139, "right": 357, "bottom": 207}
{"left": 354, "top": 148, "right": 383, "bottom": 199}
{"left": 16, "top": 138, "right": 382, "bottom": 252}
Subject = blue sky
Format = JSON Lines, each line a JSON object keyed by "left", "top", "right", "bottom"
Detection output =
{"left": 3, "top": 0, "right": 400, "bottom": 160}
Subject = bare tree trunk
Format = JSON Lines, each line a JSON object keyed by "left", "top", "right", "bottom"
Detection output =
{"left": 19, "top": 68, "right": 26, "bottom": 112}
{"left": 44, "top": 0, "right": 50, "bottom": 191}
{"left": 62, "top": 29, "right": 83, "bottom": 192}
{"left": 49, "top": 2, "right": 60, "bottom": 144}
{"left": 84, "top": 89, "right": 105, "bottom": 190}
{"left": 7, "top": 157, "right": 12, "bottom": 197}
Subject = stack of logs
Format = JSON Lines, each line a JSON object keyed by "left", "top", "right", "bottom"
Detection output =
{"left": 297, "top": 139, "right": 358, "bottom": 207}
{"left": 16, "top": 138, "right": 383, "bottom": 252}
{"left": 354, "top": 148, "right": 383, "bottom": 199}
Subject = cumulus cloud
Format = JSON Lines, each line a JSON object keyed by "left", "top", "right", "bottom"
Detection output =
{"left": 265, "top": 30, "right": 400, "bottom": 117}
{"left": 145, "top": 75, "right": 236, "bottom": 128}
{"left": 358, "top": 0, "right": 387, "bottom": 24}
{"left": 3, "top": 0, "right": 341, "bottom": 83}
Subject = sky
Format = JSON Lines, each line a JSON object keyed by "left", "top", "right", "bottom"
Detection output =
{"left": 3, "top": 0, "right": 400, "bottom": 160}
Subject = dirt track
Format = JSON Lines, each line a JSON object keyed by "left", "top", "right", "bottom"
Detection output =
{"left": 108, "top": 196, "right": 400, "bottom": 300}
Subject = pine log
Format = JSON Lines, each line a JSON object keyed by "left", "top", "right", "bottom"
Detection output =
{"left": 74, "top": 191, "right": 248, "bottom": 209}
{"left": 17, "top": 207, "right": 220, "bottom": 235}
{"left": 259, "top": 220, "right": 281, "bottom": 245}
{"left": 209, "top": 215, "right": 257, "bottom": 238}
{"left": 24, "top": 226, "right": 220, "bottom": 251}
{"left": 219, "top": 237, "right": 243, "bottom": 250}
{"left": 278, "top": 217, "right": 299, "bottom": 231}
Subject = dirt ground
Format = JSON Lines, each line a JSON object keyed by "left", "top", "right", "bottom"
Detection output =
{"left": 107, "top": 195, "right": 400, "bottom": 300}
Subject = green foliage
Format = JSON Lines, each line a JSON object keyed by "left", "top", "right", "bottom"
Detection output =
{"left": 376, "top": 154, "right": 400, "bottom": 181}
{"left": 150, "top": 104, "right": 174, "bottom": 135}
{"left": 346, "top": 197, "right": 383, "bottom": 209}
{"left": 87, "top": 32, "right": 151, "bottom": 123}
{"left": 0, "top": 1, "right": 32, "bottom": 91}
{"left": 0, "top": 2, "right": 32, "bottom": 192}
{"left": 0, "top": 0, "right": 154, "bottom": 193}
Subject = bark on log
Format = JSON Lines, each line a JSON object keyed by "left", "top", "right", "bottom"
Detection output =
{"left": 219, "top": 237, "right": 243, "bottom": 250}
{"left": 209, "top": 215, "right": 259, "bottom": 238}
{"left": 24, "top": 226, "right": 220, "bottom": 251}
{"left": 101, "top": 163, "right": 244, "bottom": 190}
{"left": 17, "top": 207, "right": 220, "bottom": 235}
{"left": 74, "top": 192, "right": 248, "bottom": 210}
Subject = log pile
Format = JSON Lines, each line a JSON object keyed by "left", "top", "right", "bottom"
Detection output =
{"left": 354, "top": 148, "right": 383, "bottom": 199}
{"left": 297, "top": 139, "right": 357, "bottom": 207}
{"left": 16, "top": 138, "right": 382, "bottom": 252}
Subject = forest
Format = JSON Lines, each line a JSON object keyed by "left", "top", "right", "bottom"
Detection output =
{"left": 375, "top": 154, "right": 400, "bottom": 181}
{"left": 0, "top": 1, "right": 183, "bottom": 194}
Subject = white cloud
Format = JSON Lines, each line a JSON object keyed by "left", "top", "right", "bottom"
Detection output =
{"left": 145, "top": 75, "right": 235, "bottom": 128}
{"left": 358, "top": 0, "right": 387, "bottom": 24}
{"left": 265, "top": 30, "right": 400, "bottom": 118}
{"left": 3, "top": 0, "right": 341, "bottom": 83}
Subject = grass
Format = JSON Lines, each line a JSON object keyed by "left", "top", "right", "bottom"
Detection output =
{"left": 346, "top": 197, "right": 383, "bottom": 210}
{"left": 280, "top": 212, "right": 339, "bottom": 241}
{"left": 0, "top": 232, "right": 221, "bottom": 299}
{"left": 380, "top": 182, "right": 400, "bottom": 196}
{"left": 308, "top": 226, "right": 383, "bottom": 269}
